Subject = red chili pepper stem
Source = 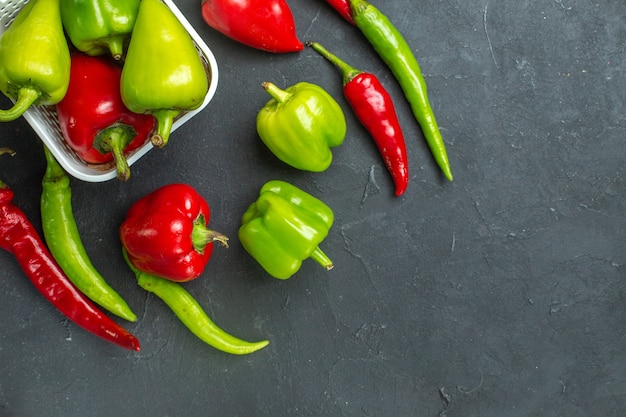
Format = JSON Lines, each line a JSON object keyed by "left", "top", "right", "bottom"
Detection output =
{"left": 0, "top": 148, "right": 15, "bottom": 187}
{"left": 308, "top": 41, "right": 410, "bottom": 196}
{"left": 192, "top": 214, "right": 229, "bottom": 254}
{"left": 93, "top": 123, "right": 137, "bottom": 181}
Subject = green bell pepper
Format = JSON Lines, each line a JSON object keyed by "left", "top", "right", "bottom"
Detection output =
{"left": 60, "top": 0, "right": 140, "bottom": 60}
{"left": 0, "top": 0, "right": 70, "bottom": 121}
{"left": 256, "top": 81, "right": 346, "bottom": 172}
{"left": 120, "top": 0, "right": 208, "bottom": 148}
{"left": 239, "top": 180, "right": 335, "bottom": 280}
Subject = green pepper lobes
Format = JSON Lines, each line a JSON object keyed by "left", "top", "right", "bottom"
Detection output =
{"left": 0, "top": 0, "right": 70, "bottom": 122}
{"left": 239, "top": 180, "right": 335, "bottom": 280}
{"left": 60, "top": 0, "right": 140, "bottom": 60}
{"left": 121, "top": 0, "right": 208, "bottom": 148}
{"left": 256, "top": 81, "right": 346, "bottom": 172}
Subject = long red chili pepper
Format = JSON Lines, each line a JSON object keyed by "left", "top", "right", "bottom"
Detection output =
{"left": 324, "top": 0, "right": 354, "bottom": 24}
{"left": 0, "top": 149, "right": 140, "bottom": 351}
{"left": 308, "top": 42, "right": 409, "bottom": 196}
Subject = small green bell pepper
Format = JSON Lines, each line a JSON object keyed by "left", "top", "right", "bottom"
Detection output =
{"left": 120, "top": 0, "right": 208, "bottom": 148}
{"left": 60, "top": 0, "right": 140, "bottom": 60}
{"left": 239, "top": 180, "right": 335, "bottom": 280}
{"left": 256, "top": 81, "right": 346, "bottom": 172}
{"left": 0, "top": 0, "right": 71, "bottom": 121}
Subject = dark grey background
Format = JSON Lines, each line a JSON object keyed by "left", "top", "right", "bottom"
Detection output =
{"left": 0, "top": 0, "right": 624, "bottom": 416}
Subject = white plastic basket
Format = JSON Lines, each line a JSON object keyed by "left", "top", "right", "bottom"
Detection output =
{"left": 0, "top": 0, "right": 219, "bottom": 182}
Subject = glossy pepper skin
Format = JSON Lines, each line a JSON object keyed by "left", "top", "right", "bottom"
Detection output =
{"left": 239, "top": 180, "right": 334, "bottom": 280}
{"left": 121, "top": 0, "right": 209, "bottom": 149}
{"left": 308, "top": 41, "right": 409, "bottom": 196}
{"left": 56, "top": 53, "right": 156, "bottom": 181}
{"left": 123, "top": 249, "right": 269, "bottom": 355}
{"left": 347, "top": 0, "right": 453, "bottom": 181}
{"left": 60, "top": 0, "right": 140, "bottom": 60}
{"left": 201, "top": 0, "right": 303, "bottom": 53}
{"left": 257, "top": 82, "right": 346, "bottom": 172}
{"left": 325, "top": 0, "right": 354, "bottom": 24}
{"left": 41, "top": 146, "right": 137, "bottom": 322}
{"left": 0, "top": 0, "right": 70, "bottom": 121}
{"left": 0, "top": 149, "right": 140, "bottom": 351}
{"left": 120, "top": 183, "right": 229, "bottom": 282}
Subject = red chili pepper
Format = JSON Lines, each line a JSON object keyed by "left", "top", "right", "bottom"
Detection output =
{"left": 200, "top": 0, "right": 304, "bottom": 53}
{"left": 308, "top": 42, "right": 409, "bottom": 196}
{"left": 56, "top": 52, "right": 156, "bottom": 181}
{"left": 325, "top": 0, "right": 355, "bottom": 24}
{"left": 0, "top": 149, "right": 140, "bottom": 351}
{"left": 120, "top": 183, "right": 229, "bottom": 282}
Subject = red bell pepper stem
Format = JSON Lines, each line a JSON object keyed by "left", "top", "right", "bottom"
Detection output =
{"left": 0, "top": 149, "right": 140, "bottom": 351}
{"left": 325, "top": 0, "right": 355, "bottom": 24}
{"left": 308, "top": 42, "right": 409, "bottom": 196}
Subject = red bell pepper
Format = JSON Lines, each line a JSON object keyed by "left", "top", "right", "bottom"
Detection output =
{"left": 56, "top": 53, "right": 156, "bottom": 181}
{"left": 200, "top": 0, "right": 303, "bottom": 53}
{"left": 119, "top": 184, "right": 229, "bottom": 282}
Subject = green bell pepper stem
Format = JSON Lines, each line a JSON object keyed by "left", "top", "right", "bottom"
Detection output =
{"left": 263, "top": 82, "right": 290, "bottom": 103}
{"left": 311, "top": 246, "right": 333, "bottom": 270}
{"left": 0, "top": 87, "right": 40, "bottom": 122}
{"left": 123, "top": 249, "right": 269, "bottom": 355}
{"left": 151, "top": 109, "right": 179, "bottom": 148}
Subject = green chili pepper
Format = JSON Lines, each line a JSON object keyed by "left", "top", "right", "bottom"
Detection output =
{"left": 122, "top": 249, "right": 269, "bottom": 355}
{"left": 0, "top": 0, "right": 71, "bottom": 121}
{"left": 239, "top": 180, "right": 335, "bottom": 280}
{"left": 256, "top": 81, "right": 346, "bottom": 172}
{"left": 41, "top": 146, "right": 137, "bottom": 322}
{"left": 60, "top": 0, "right": 140, "bottom": 60}
{"left": 348, "top": 0, "right": 453, "bottom": 181}
{"left": 121, "top": 0, "right": 209, "bottom": 148}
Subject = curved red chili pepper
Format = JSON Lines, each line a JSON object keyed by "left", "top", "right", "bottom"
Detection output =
{"left": 324, "top": 0, "right": 355, "bottom": 24}
{"left": 308, "top": 42, "right": 409, "bottom": 196}
{"left": 0, "top": 158, "right": 140, "bottom": 351}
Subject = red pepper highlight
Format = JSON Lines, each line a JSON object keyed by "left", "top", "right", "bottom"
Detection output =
{"left": 201, "top": 0, "right": 303, "bottom": 53}
{"left": 56, "top": 53, "right": 156, "bottom": 181}
{"left": 308, "top": 42, "right": 409, "bottom": 196}
{"left": 120, "top": 183, "right": 229, "bottom": 282}
{"left": 0, "top": 149, "right": 140, "bottom": 351}
{"left": 325, "top": 0, "right": 355, "bottom": 24}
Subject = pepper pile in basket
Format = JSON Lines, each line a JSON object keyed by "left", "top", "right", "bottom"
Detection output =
{"left": 0, "top": 0, "right": 210, "bottom": 181}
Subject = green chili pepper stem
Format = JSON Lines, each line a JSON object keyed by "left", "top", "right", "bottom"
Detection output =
{"left": 122, "top": 249, "right": 269, "bottom": 355}
{"left": 261, "top": 82, "right": 292, "bottom": 103}
{"left": 311, "top": 246, "right": 334, "bottom": 270}
{"left": 41, "top": 147, "right": 138, "bottom": 322}
{"left": 192, "top": 214, "right": 229, "bottom": 255}
{"left": 151, "top": 109, "right": 179, "bottom": 148}
{"left": 93, "top": 124, "right": 138, "bottom": 181}
{"left": 348, "top": 0, "right": 453, "bottom": 181}
{"left": 0, "top": 87, "right": 41, "bottom": 122}
{"left": 306, "top": 41, "right": 362, "bottom": 85}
